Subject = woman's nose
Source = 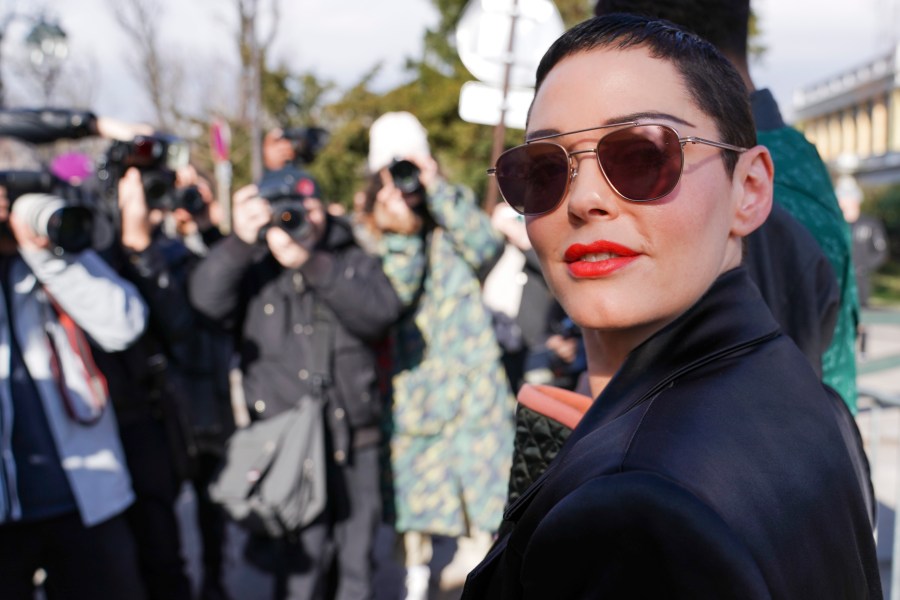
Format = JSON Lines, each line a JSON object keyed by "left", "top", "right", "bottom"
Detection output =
{"left": 565, "top": 149, "right": 621, "bottom": 220}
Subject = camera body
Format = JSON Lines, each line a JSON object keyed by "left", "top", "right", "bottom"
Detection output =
{"left": 280, "top": 126, "right": 329, "bottom": 166}
{"left": 256, "top": 170, "right": 321, "bottom": 242}
{"left": 388, "top": 159, "right": 424, "bottom": 195}
{"left": 0, "top": 170, "right": 94, "bottom": 254}
{"left": 99, "top": 134, "right": 192, "bottom": 212}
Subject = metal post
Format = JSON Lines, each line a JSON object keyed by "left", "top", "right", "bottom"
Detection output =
{"left": 484, "top": 0, "right": 519, "bottom": 214}
{"left": 892, "top": 408, "right": 900, "bottom": 600}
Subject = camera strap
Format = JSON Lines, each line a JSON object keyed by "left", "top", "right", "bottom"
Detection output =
{"left": 43, "top": 293, "right": 108, "bottom": 426}
{"left": 398, "top": 228, "right": 434, "bottom": 321}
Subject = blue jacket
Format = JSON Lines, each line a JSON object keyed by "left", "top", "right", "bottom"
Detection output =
{"left": 0, "top": 248, "right": 147, "bottom": 526}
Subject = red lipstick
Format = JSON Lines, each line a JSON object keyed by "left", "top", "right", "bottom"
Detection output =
{"left": 564, "top": 240, "right": 640, "bottom": 278}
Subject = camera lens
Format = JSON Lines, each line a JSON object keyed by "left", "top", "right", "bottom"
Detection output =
{"left": 46, "top": 206, "right": 93, "bottom": 254}
{"left": 388, "top": 160, "right": 422, "bottom": 194}
{"left": 174, "top": 186, "right": 205, "bottom": 215}
{"left": 268, "top": 199, "right": 311, "bottom": 241}
{"left": 12, "top": 193, "right": 93, "bottom": 254}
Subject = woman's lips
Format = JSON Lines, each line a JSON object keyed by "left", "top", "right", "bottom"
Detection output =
{"left": 564, "top": 240, "right": 640, "bottom": 278}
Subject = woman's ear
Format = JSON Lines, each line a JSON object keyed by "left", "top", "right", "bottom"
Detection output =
{"left": 730, "top": 145, "right": 774, "bottom": 237}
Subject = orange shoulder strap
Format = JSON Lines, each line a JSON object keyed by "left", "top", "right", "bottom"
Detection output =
{"left": 516, "top": 383, "right": 592, "bottom": 430}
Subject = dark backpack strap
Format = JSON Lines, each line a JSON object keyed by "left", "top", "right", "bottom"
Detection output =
{"left": 308, "top": 298, "right": 335, "bottom": 400}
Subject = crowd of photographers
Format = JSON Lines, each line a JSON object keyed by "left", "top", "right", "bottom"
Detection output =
{"left": 0, "top": 107, "right": 240, "bottom": 600}
{"left": 0, "top": 107, "right": 544, "bottom": 600}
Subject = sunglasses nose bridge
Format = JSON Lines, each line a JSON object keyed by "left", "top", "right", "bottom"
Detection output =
{"left": 567, "top": 147, "right": 599, "bottom": 182}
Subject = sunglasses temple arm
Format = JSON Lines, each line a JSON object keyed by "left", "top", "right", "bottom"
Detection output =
{"left": 680, "top": 136, "right": 748, "bottom": 153}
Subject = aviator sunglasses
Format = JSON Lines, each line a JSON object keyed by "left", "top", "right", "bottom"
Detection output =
{"left": 487, "top": 122, "right": 748, "bottom": 216}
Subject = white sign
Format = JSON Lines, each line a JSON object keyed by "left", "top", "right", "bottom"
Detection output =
{"left": 455, "top": 0, "right": 564, "bottom": 89}
{"left": 458, "top": 80, "right": 533, "bottom": 130}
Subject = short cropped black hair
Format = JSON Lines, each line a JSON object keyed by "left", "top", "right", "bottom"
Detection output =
{"left": 594, "top": 0, "right": 750, "bottom": 60}
{"left": 534, "top": 13, "right": 755, "bottom": 174}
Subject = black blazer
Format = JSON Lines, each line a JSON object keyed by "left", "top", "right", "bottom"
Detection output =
{"left": 463, "top": 268, "right": 880, "bottom": 600}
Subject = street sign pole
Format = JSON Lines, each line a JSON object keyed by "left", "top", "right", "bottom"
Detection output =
{"left": 210, "top": 118, "right": 233, "bottom": 235}
{"left": 485, "top": 0, "right": 519, "bottom": 213}
{"left": 456, "top": 0, "right": 563, "bottom": 209}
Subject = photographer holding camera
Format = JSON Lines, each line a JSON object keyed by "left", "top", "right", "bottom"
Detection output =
{"left": 81, "top": 130, "right": 249, "bottom": 600}
{"left": 0, "top": 181, "right": 150, "bottom": 598}
{"left": 361, "top": 111, "right": 514, "bottom": 598}
{"left": 0, "top": 108, "right": 211, "bottom": 600}
{"left": 262, "top": 126, "right": 329, "bottom": 174}
{"left": 188, "top": 168, "right": 402, "bottom": 600}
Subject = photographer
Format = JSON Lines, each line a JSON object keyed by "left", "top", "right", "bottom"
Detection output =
{"left": 0, "top": 108, "right": 199, "bottom": 599}
{"left": 262, "top": 126, "right": 329, "bottom": 174}
{"left": 0, "top": 184, "right": 149, "bottom": 598}
{"left": 362, "top": 111, "right": 514, "bottom": 597}
{"left": 164, "top": 163, "right": 236, "bottom": 600}
{"left": 97, "top": 141, "right": 237, "bottom": 600}
{"left": 188, "top": 169, "right": 402, "bottom": 600}
{"left": 89, "top": 163, "right": 199, "bottom": 600}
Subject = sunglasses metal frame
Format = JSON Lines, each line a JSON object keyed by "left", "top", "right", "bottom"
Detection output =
{"left": 487, "top": 121, "right": 749, "bottom": 216}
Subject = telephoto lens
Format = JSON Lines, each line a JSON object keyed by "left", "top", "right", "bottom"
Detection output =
{"left": 11, "top": 193, "right": 93, "bottom": 255}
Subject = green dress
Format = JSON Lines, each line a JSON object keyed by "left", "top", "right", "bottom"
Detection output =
{"left": 378, "top": 180, "right": 515, "bottom": 536}
{"left": 758, "top": 127, "right": 860, "bottom": 412}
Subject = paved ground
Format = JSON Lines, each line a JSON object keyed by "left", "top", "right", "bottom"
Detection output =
{"left": 173, "top": 308, "right": 900, "bottom": 600}
{"left": 854, "top": 307, "right": 900, "bottom": 599}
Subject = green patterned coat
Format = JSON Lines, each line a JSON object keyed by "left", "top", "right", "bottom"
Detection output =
{"left": 758, "top": 127, "right": 859, "bottom": 411}
{"left": 378, "top": 180, "right": 515, "bottom": 536}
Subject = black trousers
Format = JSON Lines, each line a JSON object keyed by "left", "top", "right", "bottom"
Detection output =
{"left": 0, "top": 511, "right": 146, "bottom": 600}
{"left": 119, "top": 416, "right": 193, "bottom": 600}
{"left": 191, "top": 450, "right": 230, "bottom": 598}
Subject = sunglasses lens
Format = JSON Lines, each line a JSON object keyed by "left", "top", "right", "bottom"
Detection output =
{"left": 597, "top": 125, "right": 683, "bottom": 201}
{"left": 495, "top": 143, "right": 569, "bottom": 215}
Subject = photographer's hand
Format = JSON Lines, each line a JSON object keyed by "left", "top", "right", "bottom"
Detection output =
{"left": 373, "top": 178, "right": 422, "bottom": 235}
{"left": 118, "top": 167, "right": 152, "bottom": 252}
{"left": 8, "top": 211, "right": 50, "bottom": 252}
{"left": 492, "top": 203, "right": 531, "bottom": 251}
{"left": 265, "top": 197, "right": 327, "bottom": 270}
{"left": 546, "top": 334, "right": 578, "bottom": 365}
{"left": 232, "top": 184, "right": 271, "bottom": 245}
{"left": 410, "top": 153, "right": 440, "bottom": 191}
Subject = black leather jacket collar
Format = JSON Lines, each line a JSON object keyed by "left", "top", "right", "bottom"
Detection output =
{"left": 574, "top": 267, "right": 781, "bottom": 438}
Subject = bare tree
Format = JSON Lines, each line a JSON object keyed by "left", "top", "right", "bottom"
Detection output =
{"left": 234, "top": 0, "right": 280, "bottom": 181}
{"left": 106, "top": 0, "right": 185, "bottom": 131}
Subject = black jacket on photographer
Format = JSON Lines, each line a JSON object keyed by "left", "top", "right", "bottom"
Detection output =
{"left": 188, "top": 211, "right": 402, "bottom": 462}
{"left": 93, "top": 237, "right": 197, "bottom": 455}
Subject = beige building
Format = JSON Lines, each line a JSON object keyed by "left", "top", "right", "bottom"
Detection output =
{"left": 794, "top": 44, "right": 900, "bottom": 189}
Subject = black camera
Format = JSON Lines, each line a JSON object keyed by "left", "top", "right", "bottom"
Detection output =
{"left": 0, "top": 170, "right": 94, "bottom": 254}
{"left": 171, "top": 185, "right": 206, "bottom": 215}
{"left": 256, "top": 170, "right": 321, "bottom": 242}
{"left": 280, "top": 126, "right": 329, "bottom": 166}
{"left": 98, "top": 134, "right": 191, "bottom": 212}
{"left": 388, "top": 159, "right": 423, "bottom": 195}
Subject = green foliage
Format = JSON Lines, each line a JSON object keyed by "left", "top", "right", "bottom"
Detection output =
{"left": 554, "top": 0, "right": 593, "bottom": 27}
{"left": 748, "top": 9, "right": 766, "bottom": 62}
{"left": 872, "top": 260, "right": 900, "bottom": 306}
{"left": 287, "top": 0, "right": 534, "bottom": 210}
{"left": 865, "top": 185, "right": 900, "bottom": 260}
{"left": 188, "top": 1, "right": 584, "bottom": 210}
